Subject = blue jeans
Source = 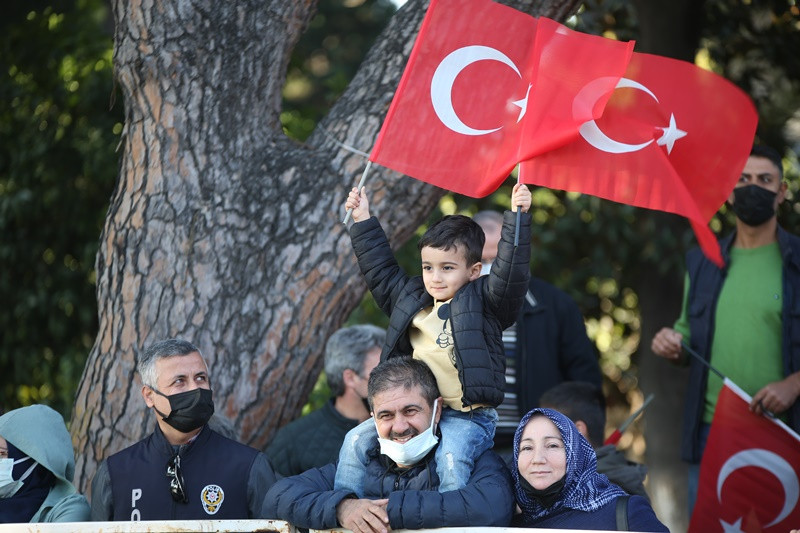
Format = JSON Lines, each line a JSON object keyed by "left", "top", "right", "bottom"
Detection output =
{"left": 687, "top": 423, "right": 711, "bottom": 516}
{"left": 334, "top": 407, "right": 497, "bottom": 496}
{"left": 436, "top": 407, "right": 497, "bottom": 492}
{"left": 334, "top": 417, "right": 376, "bottom": 498}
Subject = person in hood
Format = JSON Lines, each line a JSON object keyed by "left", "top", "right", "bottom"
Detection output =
{"left": 539, "top": 381, "right": 649, "bottom": 499}
{"left": 0, "top": 404, "right": 90, "bottom": 523}
{"left": 651, "top": 143, "right": 800, "bottom": 513}
{"left": 90, "top": 338, "right": 276, "bottom": 521}
{"left": 512, "top": 408, "right": 667, "bottom": 531}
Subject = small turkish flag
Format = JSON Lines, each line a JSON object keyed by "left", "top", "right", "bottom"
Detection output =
{"left": 519, "top": 53, "right": 758, "bottom": 267}
{"left": 368, "top": 0, "right": 633, "bottom": 197}
{"left": 688, "top": 380, "right": 800, "bottom": 533}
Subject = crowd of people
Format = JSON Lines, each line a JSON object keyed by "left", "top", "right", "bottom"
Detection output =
{"left": 1, "top": 145, "right": 796, "bottom": 532}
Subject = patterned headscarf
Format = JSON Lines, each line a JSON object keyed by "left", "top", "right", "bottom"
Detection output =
{"left": 513, "top": 407, "right": 626, "bottom": 522}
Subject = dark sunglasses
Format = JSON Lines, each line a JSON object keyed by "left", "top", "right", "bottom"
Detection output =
{"left": 166, "top": 454, "right": 188, "bottom": 503}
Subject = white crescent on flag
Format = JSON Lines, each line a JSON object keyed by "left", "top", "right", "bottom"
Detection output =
{"left": 717, "top": 448, "right": 800, "bottom": 527}
{"left": 430, "top": 45, "right": 531, "bottom": 136}
{"left": 576, "top": 77, "right": 687, "bottom": 154}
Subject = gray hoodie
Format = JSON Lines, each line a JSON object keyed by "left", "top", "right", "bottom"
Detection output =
{"left": 0, "top": 405, "right": 90, "bottom": 522}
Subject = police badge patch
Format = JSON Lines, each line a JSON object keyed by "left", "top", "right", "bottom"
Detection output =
{"left": 200, "top": 484, "right": 224, "bottom": 515}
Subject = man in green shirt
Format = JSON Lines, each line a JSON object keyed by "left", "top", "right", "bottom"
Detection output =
{"left": 651, "top": 145, "right": 800, "bottom": 512}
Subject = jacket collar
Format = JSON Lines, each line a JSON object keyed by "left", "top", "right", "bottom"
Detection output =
{"left": 152, "top": 422, "right": 211, "bottom": 458}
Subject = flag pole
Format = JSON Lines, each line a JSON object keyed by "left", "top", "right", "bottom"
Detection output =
{"left": 680, "top": 341, "right": 725, "bottom": 380}
{"left": 514, "top": 164, "right": 521, "bottom": 247}
{"left": 681, "top": 341, "right": 776, "bottom": 419}
{"left": 343, "top": 160, "right": 373, "bottom": 225}
{"left": 604, "top": 393, "right": 655, "bottom": 445}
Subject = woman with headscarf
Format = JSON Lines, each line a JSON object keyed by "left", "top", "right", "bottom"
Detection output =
{"left": 0, "top": 405, "right": 90, "bottom": 523}
{"left": 512, "top": 407, "right": 667, "bottom": 531}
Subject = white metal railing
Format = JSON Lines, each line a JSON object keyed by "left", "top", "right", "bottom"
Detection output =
{"left": 0, "top": 523, "right": 636, "bottom": 533}
{"left": 0, "top": 520, "right": 293, "bottom": 533}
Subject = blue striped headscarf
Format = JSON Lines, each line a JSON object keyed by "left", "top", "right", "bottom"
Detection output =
{"left": 513, "top": 407, "right": 626, "bottom": 522}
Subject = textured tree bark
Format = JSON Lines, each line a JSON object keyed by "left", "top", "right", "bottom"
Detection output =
{"left": 70, "top": 0, "right": 583, "bottom": 492}
{"left": 632, "top": 2, "right": 704, "bottom": 530}
{"left": 636, "top": 257, "right": 690, "bottom": 533}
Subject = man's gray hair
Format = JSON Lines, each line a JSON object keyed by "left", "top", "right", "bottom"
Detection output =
{"left": 325, "top": 325, "right": 386, "bottom": 397}
{"left": 138, "top": 338, "right": 202, "bottom": 389}
{"left": 473, "top": 210, "right": 503, "bottom": 228}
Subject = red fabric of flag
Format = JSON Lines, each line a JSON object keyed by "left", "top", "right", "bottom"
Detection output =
{"left": 519, "top": 53, "right": 758, "bottom": 266}
{"left": 689, "top": 380, "right": 800, "bottom": 533}
{"left": 368, "top": 0, "right": 633, "bottom": 198}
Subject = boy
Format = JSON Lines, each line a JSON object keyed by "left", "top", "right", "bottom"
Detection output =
{"left": 336, "top": 183, "right": 531, "bottom": 495}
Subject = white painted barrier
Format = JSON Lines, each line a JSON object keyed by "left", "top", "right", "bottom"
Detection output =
{"left": 0, "top": 520, "right": 293, "bottom": 532}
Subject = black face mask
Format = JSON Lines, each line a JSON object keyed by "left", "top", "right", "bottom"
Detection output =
{"left": 518, "top": 472, "right": 566, "bottom": 508}
{"left": 152, "top": 388, "right": 215, "bottom": 433}
{"left": 730, "top": 185, "right": 778, "bottom": 227}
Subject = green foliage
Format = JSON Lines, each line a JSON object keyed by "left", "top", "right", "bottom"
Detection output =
{"left": 701, "top": 0, "right": 800, "bottom": 151}
{"left": 0, "top": 0, "right": 121, "bottom": 416}
{"left": 281, "top": 0, "right": 397, "bottom": 141}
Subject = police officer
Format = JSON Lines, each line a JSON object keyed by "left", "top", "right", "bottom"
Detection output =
{"left": 91, "top": 339, "right": 276, "bottom": 520}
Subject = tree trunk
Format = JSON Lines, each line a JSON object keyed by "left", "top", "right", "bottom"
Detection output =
{"left": 70, "top": 0, "right": 583, "bottom": 493}
{"left": 636, "top": 251, "right": 690, "bottom": 532}
{"left": 632, "top": 1, "right": 705, "bottom": 530}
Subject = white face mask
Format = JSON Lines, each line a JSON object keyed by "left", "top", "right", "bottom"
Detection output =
{"left": 480, "top": 262, "right": 492, "bottom": 276}
{"left": 0, "top": 456, "right": 37, "bottom": 499}
{"left": 376, "top": 399, "right": 439, "bottom": 466}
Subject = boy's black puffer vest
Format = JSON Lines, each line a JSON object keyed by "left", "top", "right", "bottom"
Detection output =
{"left": 350, "top": 210, "right": 531, "bottom": 408}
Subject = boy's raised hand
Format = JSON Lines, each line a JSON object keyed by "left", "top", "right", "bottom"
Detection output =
{"left": 511, "top": 183, "right": 531, "bottom": 213}
{"left": 345, "top": 187, "right": 371, "bottom": 223}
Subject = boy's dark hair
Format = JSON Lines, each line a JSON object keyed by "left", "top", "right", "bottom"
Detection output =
{"left": 417, "top": 215, "right": 484, "bottom": 266}
{"left": 751, "top": 145, "right": 783, "bottom": 180}
{"left": 367, "top": 357, "right": 439, "bottom": 412}
{"left": 539, "top": 381, "right": 606, "bottom": 448}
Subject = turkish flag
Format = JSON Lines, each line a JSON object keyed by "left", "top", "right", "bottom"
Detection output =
{"left": 519, "top": 53, "right": 758, "bottom": 267}
{"left": 689, "top": 380, "right": 800, "bottom": 533}
{"left": 368, "top": 0, "right": 633, "bottom": 197}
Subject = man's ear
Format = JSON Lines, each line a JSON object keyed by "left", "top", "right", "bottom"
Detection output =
{"left": 778, "top": 181, "right": 788, "bottom": 205}
{"left": 468, "top": 262, "right": 482, "bottom": 281}
{"left": 342, "top": 368, "right": 359, "bottom": 391}
{"left": 574, "top": 420, "right": 590, "bottom": 440}
{"left": 434, "top": 396, "right": 444, "bottom": 425}
{"left": 142, "top": 385, "right": 155, "bottom": 408}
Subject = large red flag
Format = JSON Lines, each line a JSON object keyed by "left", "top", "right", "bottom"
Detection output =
{"left": 369, "top": 0, "right": 633, "bottom": 197}
{"left": 519, "top": 52, "right": 758, "bottom": 266}
{"left": 689, "top": 380, "right": 800, "bottom": 533}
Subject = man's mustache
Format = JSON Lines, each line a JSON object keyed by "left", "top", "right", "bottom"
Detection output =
{"left": 389, "top": 428, "right": 418, "bottom": 440}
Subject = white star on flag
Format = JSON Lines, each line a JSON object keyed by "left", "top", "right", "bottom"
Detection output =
{"left": 656, "top": 113, "right": 687, "bottom": 154}
{"left": 719, "top": 517, "right": 746, "bottom": 533}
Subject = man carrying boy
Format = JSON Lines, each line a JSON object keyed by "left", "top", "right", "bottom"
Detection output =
{"left": 263, "top": 357, "right": 514, "bottom": 532}
{"left": 337, "top": 183, "right": 531, "bottom": 495}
